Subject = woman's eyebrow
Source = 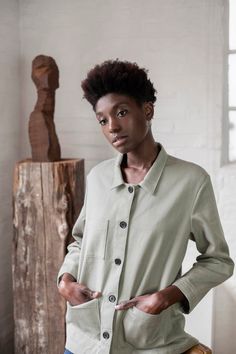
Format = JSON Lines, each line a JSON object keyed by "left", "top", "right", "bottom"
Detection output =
{"left": 96, "top": 102, "right": 129, "bottom": 116}
{"left": 114, "top": 101, "right": 130, "bottom": 107}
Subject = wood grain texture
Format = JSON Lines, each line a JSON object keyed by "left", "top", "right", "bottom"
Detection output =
{"left": 12, "top": 159, "right": 84, "bottom": 354}
{"left": 183, "top": 343, "right": 212, "bottom": 354}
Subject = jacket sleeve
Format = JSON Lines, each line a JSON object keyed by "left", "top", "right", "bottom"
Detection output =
{"left": 57, "top": 185, "right": 87, "bottom": 286}
{"left": 172, "top": 174, "right": 234, "bottom": 313}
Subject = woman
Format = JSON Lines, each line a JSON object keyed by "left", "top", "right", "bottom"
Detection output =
{"left": 58, "top": 60, "right": 234, "bottom": 354}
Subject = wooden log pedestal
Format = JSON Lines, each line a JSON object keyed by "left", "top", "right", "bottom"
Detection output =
{"left": 12, "top": 158, "right": 84, "bottom": 354}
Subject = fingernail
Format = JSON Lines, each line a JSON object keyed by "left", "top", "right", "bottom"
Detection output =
{"left": 93, "top": 291, "right": 100, "bottom": 297}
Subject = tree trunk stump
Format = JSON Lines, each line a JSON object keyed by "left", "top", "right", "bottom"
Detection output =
{"left": 12, "top": 159, "right": 84, "bottom": 354}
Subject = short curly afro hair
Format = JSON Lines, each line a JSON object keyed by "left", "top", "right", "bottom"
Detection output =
{"left": 81, "top": 59, "right": 157, "bottom": 110}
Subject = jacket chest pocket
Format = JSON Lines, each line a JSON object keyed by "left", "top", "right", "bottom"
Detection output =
{"left": 82, "top": 218, "right": 109, "bottom": 259}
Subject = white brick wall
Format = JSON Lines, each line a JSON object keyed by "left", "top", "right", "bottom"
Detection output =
{"left": 0, "top": 0, "right": 235, "bottom": 352}
{"left": 0, "top": 0, "right": 20, "bottom": 352}
{"left": 213, "top": 165, "right": 236, "bottom": 353}
{"left": 18, "top": 0, "right": 224, "bottom": 176}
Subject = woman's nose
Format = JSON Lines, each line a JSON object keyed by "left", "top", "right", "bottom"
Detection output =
{"left": 108, "top": 117, "right": 120, "bottom": 132}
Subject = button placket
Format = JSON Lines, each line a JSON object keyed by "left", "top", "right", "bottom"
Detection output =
{"left": 100, "top": 186, "right": 136, "bottom": 351}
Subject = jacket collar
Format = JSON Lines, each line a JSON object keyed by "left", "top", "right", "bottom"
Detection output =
{"left": 111, "top": 143, "right": 168, "bottom": 194}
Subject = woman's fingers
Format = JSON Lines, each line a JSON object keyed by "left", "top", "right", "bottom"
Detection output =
{"left": 78, "top": 284, "right": 102, "bottom": 299}
{"left": 115, "top": 298, "right": 138, "bottom": 310}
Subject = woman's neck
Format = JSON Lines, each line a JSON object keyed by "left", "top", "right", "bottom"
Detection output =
{"left": 121, "top": 140, "right": 161, "bottom": 184}
{"left": 124, "top": 136, "right": 159, "bottom": 169}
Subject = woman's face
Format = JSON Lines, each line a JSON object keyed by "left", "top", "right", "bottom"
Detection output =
{"left": 95, "top": 93, "right": 154, "bottom": 155}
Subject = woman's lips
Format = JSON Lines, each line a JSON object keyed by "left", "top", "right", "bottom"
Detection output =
{"left": 112, "top": 135, "right": 128, "bottom": 147}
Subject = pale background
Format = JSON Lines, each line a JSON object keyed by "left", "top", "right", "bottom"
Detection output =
{"left": 0, "top": 0, "right": 235, "bottom": 353}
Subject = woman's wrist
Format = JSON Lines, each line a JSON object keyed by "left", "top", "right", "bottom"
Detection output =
{"left": 59, "top": 273, "right": 76, "bottom": 285}
{"left": 158, "top": 285, "right": 186, "bottom": 308}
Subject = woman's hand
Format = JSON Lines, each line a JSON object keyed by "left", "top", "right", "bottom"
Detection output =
{"left": 58, "top": 273, "right": 102, "bottom": 306}
{"left": 115, "top": 285, "right": 186, "bottom": 315}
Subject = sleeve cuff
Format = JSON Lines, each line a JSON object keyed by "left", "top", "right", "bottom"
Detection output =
{"left": 172, "top": 278, "right": 200, "bottom": 314}
{"left": 57, "top": 262, "right": 78, "bottom": 287}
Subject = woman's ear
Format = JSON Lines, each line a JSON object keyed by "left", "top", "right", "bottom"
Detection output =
{"left": 143, "top": 102, "right": 154, "bottom": 121}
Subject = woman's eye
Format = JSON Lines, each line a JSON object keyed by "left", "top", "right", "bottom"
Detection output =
{"left": 99, "top": 119, "right": 107, "bottom": 126}
{"left": 117, "top": 109, "right": 128, "bottom": 118}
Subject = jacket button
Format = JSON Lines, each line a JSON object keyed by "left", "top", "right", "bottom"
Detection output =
{"left": 120, "top": 221, "right": 127, "bottom": 229}
{"left": 128, "top": 186, "right": 133, "bottom": 193}
{"left": 108, "top": 295, "right": 116, "bottom": 303}
{"left": 115, "top": 258, "right": 121, "bottom": 265}
{"left": 103, "top": 331, "right": 110, "bottom": 339}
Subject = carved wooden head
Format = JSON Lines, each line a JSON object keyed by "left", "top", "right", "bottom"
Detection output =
{"left": 32, "top": 55, "right": 59, "bottom": 91}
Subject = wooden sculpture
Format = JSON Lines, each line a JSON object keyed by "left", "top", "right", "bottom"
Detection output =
{"left": 29, "top": 55, "right": 61, "bottom": 161}
{"left": 13, "top": 55, "right": 85, "bottom": 353}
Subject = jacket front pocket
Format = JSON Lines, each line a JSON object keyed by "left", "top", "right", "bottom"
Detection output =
{"left": 123, "top": 305, "right": 168, "bottom": 349}
{"left": 66, "top": 298, "right": 100, "bottom": 340}
{"left": 83, "top": 218, "right": 109, "bottom": 259}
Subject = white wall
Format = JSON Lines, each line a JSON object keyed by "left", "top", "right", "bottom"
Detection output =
{"left": 0, "top": 0, "right": 20, "bottom": 352}
{"left": 0, "top": 0, "right": 235, "bottom": 352}
{"left": 19, "top": 0, "right": 223, "bottom": 177}
{"left": 213, "top": 164, "right": 236, "bottom": 353}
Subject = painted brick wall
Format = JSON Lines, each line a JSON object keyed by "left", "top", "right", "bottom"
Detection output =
{"left": 19, "top": 0, "right": 223, "bottom": 177}
{"left": 0, "top": 0, "right": 20, "bottom": 352}
{"left": 212, "top": 165, "right": 236, "bottom": 353}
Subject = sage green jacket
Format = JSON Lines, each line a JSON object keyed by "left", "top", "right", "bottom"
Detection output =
{"left": 58, "top": 143, "right": 234, "bottom": 354}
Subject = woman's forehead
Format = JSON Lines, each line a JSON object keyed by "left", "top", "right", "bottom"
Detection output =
{"left": 95, "top": 93, "right": 138, "bottom": 114}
